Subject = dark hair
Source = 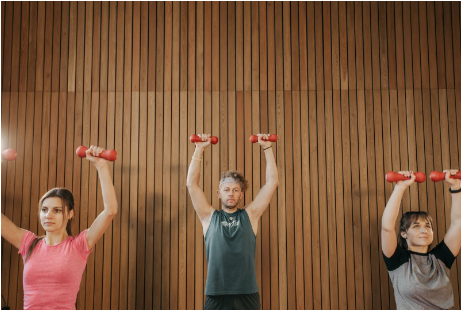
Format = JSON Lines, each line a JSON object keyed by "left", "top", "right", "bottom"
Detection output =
{"left": 26, "top": 188, "right": 75, "bottom": 261}
{"left": 219, "top": 171, "right": 249, "bottom": 192}
{"left": 398, "top": 211, "right": 433, "bottom": 250}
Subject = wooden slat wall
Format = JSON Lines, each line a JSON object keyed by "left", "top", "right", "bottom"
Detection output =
{"left": 1, "top": 2, "right": 461, "bottom": 310}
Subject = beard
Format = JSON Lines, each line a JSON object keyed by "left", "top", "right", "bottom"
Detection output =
{"left": 222, "top": 197, "right": 241, "bottom": 209}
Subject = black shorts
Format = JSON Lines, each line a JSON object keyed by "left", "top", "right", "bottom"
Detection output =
{"left": 204, "top": 292, "right": 261, "bottom": 310}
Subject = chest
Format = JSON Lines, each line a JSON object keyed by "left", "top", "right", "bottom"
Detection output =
{"left": 23, "top": 243, "right": 87, "bottom": 286}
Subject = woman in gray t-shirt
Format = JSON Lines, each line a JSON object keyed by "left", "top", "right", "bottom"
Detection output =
{"left": 381, "top": 170, "right": 461, "bottom": 310}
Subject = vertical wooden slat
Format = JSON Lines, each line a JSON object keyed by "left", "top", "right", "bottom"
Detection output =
{"left": 426, "top": 1, "right": 438, "bottom": 90}
{"left": 10, "top": 2, "right": 22, "bottom": 92}
{"left": 129, "top": 92, "right": 140, "bottom": 310}
{"left": 42, "top": 2, "right": 53, "bottom": 91}
{"left": 131, "top": 2, "right": 140, "bottom": 92}
{"left": 2, "top": 2, "right": 14, "bottom": 91}
{"left": 19, "top": 2, "right": 29, "bottom": 92}
{"left": 348, "top": 3, "right": 365, "bottom": 310}
{"left": 434, "top": 2, "right": 446, "bottom": 89}
{"left": 51, "top": 2, "right": 61, "bottom": 92}
{"left": 451, "top": 2, "right": 461, "bottom": 89}
{"left": 119, "top": 92, "right": 131, "bottom": 310}
{"left": 139, "top": 2, "right": 148, "bottom": 92}
{"left": 67, "top": 2, "right": 77, "bottom": 91}
{"left": 91, "top": 2, "right": 101, "bottom": 92}
{"left": 145, "top": 91, "right": 156, "bottom": 309}
{"left": 220, "top": 2, "right": 228, "bottom": 91}
{"left": 212, "top": 2, "right": 220, "bottom": 92}
{"left": 7, "top": 93, "right": 23, "bottom": 310}
{"left": 100, "top": 2, "right": 109, "bottom": 92}
{"left": 162, "top": 3, "right": 172, "bottom": 308}
{"left": 148, "top": 2, "right": 156, "bottom": 92}
{"left": 27, "top": 2, "right": 38, "bottom": 92}
{"left": 291, "top": 3, "right": 299, "bottom": 91}
{"left": 110, "top": 92, "right": 123, "bottom": 310}
{"left": 136, "top": 93, "right": 147, "bottom": 310}
{"left": 56, "top": 93, "right": 67, "bottom": 187}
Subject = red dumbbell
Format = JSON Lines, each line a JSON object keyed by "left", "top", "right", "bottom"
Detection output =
{"left": 76, "top": 146, "right": 118, "bottom": 161}
{"left": 429, "top": 171, "right": 461, "bottom": 182}
{"left": 249, "top": 134, "right": 278, "bottom": 143}
{"left": 1, "top": 149, "right": 17, "bottom": 161}
{"left": 190, "top": 134, "right": 219, "bottom": 145}
{"left": 385, "top": 171, "right": 426, "bottom": 183}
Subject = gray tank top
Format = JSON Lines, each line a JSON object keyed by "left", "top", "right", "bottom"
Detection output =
{"left": 204, "top": 209, "right": 259, "bottom": 295}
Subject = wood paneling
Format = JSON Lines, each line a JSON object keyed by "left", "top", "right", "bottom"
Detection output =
{"left": 2, "top": 2, "right": 461, "bottom": 310}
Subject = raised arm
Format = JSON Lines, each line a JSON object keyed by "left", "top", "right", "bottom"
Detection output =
{"left": 246, "top": 134, "right": 279, "bottom": 221}
{"left": 186, "top": 135, "right": 215, "bottom": 224}
{"left": 443, "top": 169, "right": 461, "bottom": 256}
{"left": 1, "top": 213, "right": 25, "bottom": 249}
{"left": 381, "top": 171, "right": 415, "bottom": 257}
{"left": 85, "top": 146, "right": 118, "bottom": 249}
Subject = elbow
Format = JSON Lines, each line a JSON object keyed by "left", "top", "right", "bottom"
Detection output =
{"left": 106, "top": 205, "right": 118, "bottom": 217}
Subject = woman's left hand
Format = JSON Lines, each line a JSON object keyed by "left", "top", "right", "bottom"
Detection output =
{"left": 85, "top": 145, "right": 107, "bottom": 168}
{"left": 444, "top": 169, "right": 461, "bottom": 190}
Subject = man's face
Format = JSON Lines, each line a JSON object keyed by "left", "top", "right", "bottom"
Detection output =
{"left": 217, "top": 182, "right": 244, "bottom": 208}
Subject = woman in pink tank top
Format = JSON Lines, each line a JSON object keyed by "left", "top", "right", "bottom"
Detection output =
{"left": 1, "top": 145, "right": 118, "bottom": 310}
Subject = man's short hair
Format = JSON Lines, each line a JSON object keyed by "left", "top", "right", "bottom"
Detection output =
{"left": 219, "top": 171, "right": 249, "bottom": 192}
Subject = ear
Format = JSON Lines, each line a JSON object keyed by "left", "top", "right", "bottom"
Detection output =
{"left": 216, "top": 189, "right": 220, "bottom": 198}
{"left": 400, "top": 231, "right": 407, "bottom": 239}
{"left": 239, "top": 192, "right": 244, "bottom": 200}
{"left": 69, "top": 209, "right": 74, "bottom": 220}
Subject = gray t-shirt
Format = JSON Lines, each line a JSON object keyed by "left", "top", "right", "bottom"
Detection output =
{"left": 383, "top": 240, "right": 456, "bottom": 310}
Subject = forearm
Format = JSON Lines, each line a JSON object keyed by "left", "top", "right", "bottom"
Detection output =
{"left": 264, "top": 148, "right": 278, "bottom": 186}
{"left": 382, "top": 186, "right": 406, "bottom": 232}
{"left": 187, "top": 148, "right": 204, "bottom": 187}
{"left": 451, "top": 189, "right": 461, "bottom": 227}
{"left": 96, "top": 162, "right": 118, "bottom": 215}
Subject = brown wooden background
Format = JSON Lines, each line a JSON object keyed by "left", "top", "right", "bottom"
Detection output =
{"left": 1, "top": 1, "right": 461, "bottom": 310}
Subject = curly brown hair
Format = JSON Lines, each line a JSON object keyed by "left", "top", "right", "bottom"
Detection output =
{"left": 219, "top": 170, "right": 249, "bottom": 192}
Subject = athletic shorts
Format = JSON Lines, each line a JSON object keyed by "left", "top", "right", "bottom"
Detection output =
{"left": 204, "top": 292, "right": 261, "bottom": 310}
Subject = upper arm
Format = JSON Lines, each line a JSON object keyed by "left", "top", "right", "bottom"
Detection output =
{"left": 381, "top": 228, "right": 398, "bottom": 258}
{"left": 187, "top": 185, "right": 215, "bottom": 222}
{"left": 1, "top": 214, "right": 26, "bottom": 249}
{"left": 246, "top": 183, "right": 278, "bottom": 220}
{"left": 86, "top": 210, "right": 116, "bottom": 249}
{"left": 444, "top": 223, "right": 461, "bottom": 257}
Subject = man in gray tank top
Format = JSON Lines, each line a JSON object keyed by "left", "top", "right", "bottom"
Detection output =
{"left": 187, "top": 134, "right": 279, "bottom": 310}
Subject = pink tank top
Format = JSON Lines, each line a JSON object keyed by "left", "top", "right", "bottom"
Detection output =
{"left": 18, "top": 230, "right": 93, "bottom": 310}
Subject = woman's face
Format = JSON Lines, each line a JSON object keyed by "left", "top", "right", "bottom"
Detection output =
{"left": 40, "top": 197, "right": 72, "bottom": 233}
{"left": 401, "top": 218, "right": 434, "bottom": 249}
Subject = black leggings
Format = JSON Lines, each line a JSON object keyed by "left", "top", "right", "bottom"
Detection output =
{"left": 204, "top": 292, "right": 261, "bottom": 310}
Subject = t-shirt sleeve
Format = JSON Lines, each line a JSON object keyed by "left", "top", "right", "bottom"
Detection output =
{"left": 383, "top": 244, "right": 410, "bottom": 271}
{"left": 430, "top": 240, "right": 456, "bottom": 269}
{"left": 18, "top": 230, "right": 38, "bottom": 259}
{"left": 72, "top": 229, "right": 94, "bottom": 260}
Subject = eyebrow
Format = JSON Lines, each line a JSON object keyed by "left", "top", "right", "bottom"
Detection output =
{"left": 411, "top": 221, "right": 431, "bottom": 225}
{"left": 41, "top": 206, "right": 63, "bottom": 209}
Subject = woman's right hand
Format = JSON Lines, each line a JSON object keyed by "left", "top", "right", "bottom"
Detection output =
{"left": 396, "top": 171, "right": 416, "bottom": 188}
{"left": 195, "top": 134, "right": 212, "bottom": 149}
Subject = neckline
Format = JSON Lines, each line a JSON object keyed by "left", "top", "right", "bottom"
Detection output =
{"left": 221, "top": 209, "right": 239, "bottom": 217}
{"left": 407, "top": 249, "right": 430, "bottom": 256}
{"left": 42, "top": 236, "right": 72, "bottom": 247}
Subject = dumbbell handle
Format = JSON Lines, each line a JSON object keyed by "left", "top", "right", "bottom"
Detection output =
{"left": 1, "top": 148, "right": 17, "bottom": 161}
{"left": 430, "top": 171, "right": 461, "bottom": 182}
{"left": 249, "top": 134, "right": 278, "bottom": 143}
{"left": 190, "top": 135, "right": 219, "bottom": 145}
{"left": 76, "top": 146, "right": 118, "bottom": 161}
{"left": 385, "top": 172, "right": 426, "bottom": 183}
